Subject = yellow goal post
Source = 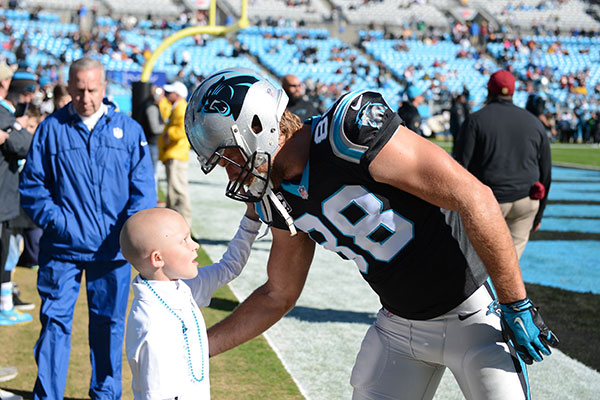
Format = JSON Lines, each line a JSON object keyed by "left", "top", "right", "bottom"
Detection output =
{"left": 140, "top": 0, "right": 249, "bottom": 82}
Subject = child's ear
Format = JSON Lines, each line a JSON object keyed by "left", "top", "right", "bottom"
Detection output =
{"left": 150, "top": 250, "right": 165, "bottom": 269}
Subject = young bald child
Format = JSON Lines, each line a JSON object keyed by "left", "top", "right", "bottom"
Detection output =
{"left": 120, "top": 205, "right": 261, "bottom": 399}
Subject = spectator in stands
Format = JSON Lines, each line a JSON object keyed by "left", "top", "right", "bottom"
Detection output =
{"left": 52, "top": 83, "right": 71, "bottom": 111}
{"left": 19, "top": 57, "right": 156, "bottom": 400}
{"left": 232, "top": 40, "right": 249, "bottom": 57}
{"left": 158, "top": 81, "right": 192, "bottom": 227}
{"left": 479, "top": 21, "right": 490, "bottom": 47}
{"left": 14, "top": 40, "right": 27, "bottom": 65}
{"left": 397, "top": 85, "right": 424, "bottom": 136}
{"left": 469, "top": 20, "right": 480, "bottom": 47}
{"left": 0, "top": 61, "right": 34, "bottom": 326}
{"left": 281, "top": 74, "right": 320, "bottom": 122}
{"left": 454, "top": 70, "right": 551, "bottom": 258}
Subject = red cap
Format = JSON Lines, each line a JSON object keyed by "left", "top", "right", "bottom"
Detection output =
{"left": 488, "top": 70, "right": 515, "bottom": 96}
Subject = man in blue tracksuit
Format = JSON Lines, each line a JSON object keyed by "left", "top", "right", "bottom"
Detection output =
{"left": 19, "top": 57, "right": 156, "bottom": 399}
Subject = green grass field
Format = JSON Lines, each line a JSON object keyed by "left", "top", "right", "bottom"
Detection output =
{"left": 550, "top": 144, "right": 600, "bottom": 168}
{"left": 434, "top": 140, "right": 600, "bottom": 168}
{"left": 0, "top": 254, "right": 302, "bottom": 400}
{"left": 0, "top": 142, "right": 597, "bottom": 399}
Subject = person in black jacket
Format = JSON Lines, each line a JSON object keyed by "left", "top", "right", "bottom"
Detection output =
{"left": 133, "top": 85, "right": 165, "bottom": 175}
{"left": 0, "top": 62, "right": 34, "bottom": 325}
{"left": 449, "top": 91, "right": 470, "bottom": 141}
{"left": 281, "top": 74, "right": 320, "bottom": 122}
{"left": 397, "top": 85, "right": 424, "bottom": 135}
{"left": 526, "top": 93, "right": 557, "bottom": 142}
{"left": 454, "top": 70, "right": 552, "bottom": 258}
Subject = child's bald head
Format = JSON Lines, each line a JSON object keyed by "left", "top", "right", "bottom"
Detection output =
{"left": 120, "top": 208, "right": 186, "bottom": 278}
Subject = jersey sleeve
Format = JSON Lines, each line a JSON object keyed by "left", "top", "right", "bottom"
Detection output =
{"left": 323, "top": 90, "right": 402, "bottom": 167}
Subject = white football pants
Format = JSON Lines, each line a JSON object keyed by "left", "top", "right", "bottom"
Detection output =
{"left": 351, "top": 284, "right": 529, "bottom": 400}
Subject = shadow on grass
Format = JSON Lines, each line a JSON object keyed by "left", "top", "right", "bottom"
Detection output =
{"left": 210, "top": 284, "right": 600, "bottom": 374}
{"left": 526, "top": 283, "right": 600, "bottom": 372}
{"left": 208, "top": 297, "right": 377, "bottom": 325}
{"left": 208, "top": 297, "right": 239, "bottom": 312}
{"left": 286, "top": 306, "right": 376, "bottom": 325}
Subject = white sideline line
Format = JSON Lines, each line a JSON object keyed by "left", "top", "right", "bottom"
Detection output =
{"left": 228, "top": 284, "right": 312, "bottom": 399}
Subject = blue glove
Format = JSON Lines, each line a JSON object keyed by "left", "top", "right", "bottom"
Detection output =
{"left": 500, "top": 298, "right": 559, "bottom": 365}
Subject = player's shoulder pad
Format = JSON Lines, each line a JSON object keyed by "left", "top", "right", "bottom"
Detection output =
{"left": 313, "top": 90, "right": 397, "bottom": 164}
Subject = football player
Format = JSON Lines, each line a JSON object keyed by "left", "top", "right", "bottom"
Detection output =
{"left": 184, "top": 68, "right": 558, "bottom": 400}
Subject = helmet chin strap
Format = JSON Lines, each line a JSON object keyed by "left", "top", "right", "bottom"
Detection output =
{"left": 264, "top": 184, "right": 297, "bottom": 236}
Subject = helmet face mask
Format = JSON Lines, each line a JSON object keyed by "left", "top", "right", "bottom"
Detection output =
{"left": 202, "top": 145, "right": 271, "bottom": 202}
{"left": 224, "top": 149, "right": 271, "bottom": 202}
{"left": 185, "top": 67, "right": 288, "bottom": 202}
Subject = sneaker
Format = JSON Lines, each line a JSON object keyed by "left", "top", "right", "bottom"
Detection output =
{"left": 0, "top": 388, "right": 23, "bottom": 400}
{"left": 0, "top": 309, "right": 33, "bottom": 326}
{"left": 12, "top": 284, "right": 34, "bottom": 311}
{"left": 0, "top": 365, "right": 18, "bottom": 382}
{"left": 12, "top": 294, "right": 34, "bottom": 311}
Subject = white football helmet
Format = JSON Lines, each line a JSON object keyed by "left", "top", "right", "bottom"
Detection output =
{"left": 185, "top": 68, "right": 288, "bottom": 202}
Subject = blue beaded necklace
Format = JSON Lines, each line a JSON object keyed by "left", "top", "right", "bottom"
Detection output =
{"left": 143, "top": 279, "right": 205, "bottom": 383}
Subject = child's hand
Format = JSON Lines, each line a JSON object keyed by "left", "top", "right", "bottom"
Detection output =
{"left": 245, "top": 203, "right": 260, "bottom": 221}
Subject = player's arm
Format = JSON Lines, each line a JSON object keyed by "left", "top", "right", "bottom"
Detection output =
{"left": 207, "top": 226, "right": 316, "bottom": 356}
{"left": 369, "top": 125, "right": 526, "bottom": 304}
{"left": 373, "top": 129, "right": 560, "bottom": 364}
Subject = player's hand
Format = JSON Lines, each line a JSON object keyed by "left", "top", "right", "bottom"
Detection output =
{"left": 500, "top": 298, "right": 559, "bottom": 364}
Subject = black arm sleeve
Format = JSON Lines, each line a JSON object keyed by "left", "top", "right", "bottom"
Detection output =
{"left": 453, "top": 114, "right": 476, "bottom": 169}
{"left": 534, "top": 132, "right": 552, "bottom": 227}
{"left": 3, "top": 125, "right": 33, "bottom": 159}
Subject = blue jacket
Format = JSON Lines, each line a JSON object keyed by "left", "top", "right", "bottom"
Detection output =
{"left": 19, "top": 102, "right": 156, "bottom": 262}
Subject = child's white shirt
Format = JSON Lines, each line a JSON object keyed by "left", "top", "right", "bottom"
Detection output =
{"left": 125, "top": 216, "right": 261, "bottom": 399}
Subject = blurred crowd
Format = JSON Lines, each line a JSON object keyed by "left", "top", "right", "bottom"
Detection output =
{"left": 357, "top": 17, "right": 600, "bottom": 143}
{"left": 2, "top": 1, "right": 600, "bottom": 146}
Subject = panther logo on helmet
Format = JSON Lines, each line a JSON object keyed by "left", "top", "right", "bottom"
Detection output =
{"left": 199, "top": 74, "right": 260, "bottom": 121}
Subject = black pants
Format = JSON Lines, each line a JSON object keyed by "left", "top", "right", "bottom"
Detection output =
{"left": 18, "top": 227, "right": 42, "bottom": 267}
{"left": 0, "top": 222, "right": 12, "bottom": 284}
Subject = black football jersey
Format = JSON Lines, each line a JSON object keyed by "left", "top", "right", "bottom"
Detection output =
{"left": 262, "top": 90, "right": 488, "bottom": 320}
